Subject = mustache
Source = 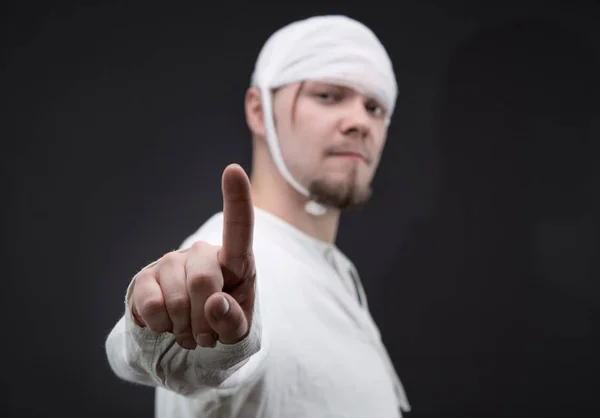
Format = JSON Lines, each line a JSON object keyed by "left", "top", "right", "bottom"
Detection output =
{"left": 325, "top": 146, "right": 372, "bottom": 164}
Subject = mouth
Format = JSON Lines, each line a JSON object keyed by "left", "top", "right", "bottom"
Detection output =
{"left": 329, "top": 152, "right": 367, "bottom": 163}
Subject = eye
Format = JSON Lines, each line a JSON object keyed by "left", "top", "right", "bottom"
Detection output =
{"left": 316, "top": 91, "right": 335, "bottom": 101}
{"left": 366, "top": 102, "right": 385, "bottom": 118}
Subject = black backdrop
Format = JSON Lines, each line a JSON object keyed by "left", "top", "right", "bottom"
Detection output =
{"left": 3, "top": 1, "right": 599, "bottom": 417}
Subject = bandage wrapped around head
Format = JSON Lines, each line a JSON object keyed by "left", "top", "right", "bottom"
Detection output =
{"left": 250, "top": 15, "right": 398, "bottom": 216}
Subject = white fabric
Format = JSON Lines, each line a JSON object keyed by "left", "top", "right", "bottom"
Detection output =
{"left": 105, "top": 207, "right": 411, "bottom": 417}
{"left": 250, "top": 15, "right": 398, "bottom": 215}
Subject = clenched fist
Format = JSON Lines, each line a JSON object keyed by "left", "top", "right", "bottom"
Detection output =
{"left": 129, "top": 164, "right": 256, "bottom": 349}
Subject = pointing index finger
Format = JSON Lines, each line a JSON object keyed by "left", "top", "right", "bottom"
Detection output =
{"left": 219, "top": 164, "right": 254, "bottom": 269}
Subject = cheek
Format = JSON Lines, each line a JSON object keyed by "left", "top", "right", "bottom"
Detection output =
{"left": 371, "top": 131, "right": 388, "bottom": 160}
{"left": 287, "top": 122, "right": 329, "bottom": 158}
{"left": 375, "top": 126, "right": 388, "bottom": 146}
{"left": 295, "top": 102, "right": 338, "bottom": 136}
{"left": 276, "top": 129, "right": 321, "bottom": 174}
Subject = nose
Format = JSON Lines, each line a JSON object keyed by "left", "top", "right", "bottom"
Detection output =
{"left": 339, "top": 98, "right": 372, "bottom": 139}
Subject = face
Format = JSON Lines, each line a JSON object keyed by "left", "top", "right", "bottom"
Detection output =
{"left": 269, "top": 81, "right": 389, "bottom": 210}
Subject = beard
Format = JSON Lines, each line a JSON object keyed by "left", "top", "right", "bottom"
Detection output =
{"left": 307, "top": 166, "right": 373, "bottom": 210}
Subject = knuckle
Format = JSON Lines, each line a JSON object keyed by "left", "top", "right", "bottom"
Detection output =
{"left": 161, "top": 251, "right": 182, "bottom": 267}
{"left": 165, "top": 295, "right": 189, "bottom": 313}
{"left": 138, "top": 296, "right": 166, "bottom": 318}
{"left": 187, "top": 272, "right": 217, "bottom": 293}
{"left": 135, "top": 272, "right": 154, "bottom": 285}
{"left": 190, "top": 240, "right": 210, "bottom": 253}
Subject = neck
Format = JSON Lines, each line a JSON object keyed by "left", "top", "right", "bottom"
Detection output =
{"left": 250, "top": 168, "right": 341, "bottom": 245}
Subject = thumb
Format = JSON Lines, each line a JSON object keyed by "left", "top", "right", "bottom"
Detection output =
{"left": 205, "top": 292, "right": 249, "bottom": 345}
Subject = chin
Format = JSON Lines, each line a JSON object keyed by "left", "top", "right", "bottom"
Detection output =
{"left": 308, "top": 178, "right": 373, "bottom": 210}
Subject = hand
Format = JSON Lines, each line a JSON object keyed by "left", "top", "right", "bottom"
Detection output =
{"left": 129, "top": 164, "right": 256, "bottom": 349}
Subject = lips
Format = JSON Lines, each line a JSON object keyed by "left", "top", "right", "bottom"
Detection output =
{"left": 330, "top": 151, "right": 367, "bottom": 162}
{"left": 336, "top": 152, "right": 364, "bottom": 159}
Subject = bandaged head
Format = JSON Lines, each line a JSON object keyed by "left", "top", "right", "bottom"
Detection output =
{"left": 250, "top": 15, "right": 398, "bottom": 215}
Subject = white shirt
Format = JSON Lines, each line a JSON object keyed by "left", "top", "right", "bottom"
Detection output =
{"left": 105, "top": 207, "right": 411, "bottom": 417}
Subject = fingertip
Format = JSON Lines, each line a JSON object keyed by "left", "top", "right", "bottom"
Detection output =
{"left": 195, "top": 332, "right": 217, "bottom": 348}
{"left": 177, "top": 337, "right": 199, "bottom": 350}
{"left": 226, "top": 163, "right": 242, "bottom": 171}
{"left": 205, "top": 293, "right": 248, "bottom": 345}
{"left": 223, "top": 163, "right": 249, "bottom": 185}
{"left": 223, "top": 163, "right": 243, "bottom": 181}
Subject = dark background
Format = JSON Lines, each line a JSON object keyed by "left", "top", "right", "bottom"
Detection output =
{"left": 3, "top": 1, "right": 599, "bottom": 417}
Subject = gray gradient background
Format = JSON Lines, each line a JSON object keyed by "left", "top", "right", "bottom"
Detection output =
{"left": 3, "top": 1, "right": 599, "bottom": 417}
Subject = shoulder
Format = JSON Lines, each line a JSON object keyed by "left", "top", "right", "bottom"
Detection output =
{"left": 177, "top": 211, "right": 288, "bottom": 264}
{"left": 177, "top": 211, "right": 276, "bottom": 251}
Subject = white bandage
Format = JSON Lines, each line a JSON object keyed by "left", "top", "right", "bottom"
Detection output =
{"left": 250, "top": 15, "right": 397, "bottom": 215}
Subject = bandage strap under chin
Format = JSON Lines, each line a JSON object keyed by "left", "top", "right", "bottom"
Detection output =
{"left": 258, "top": 85, "right": 328, "bottom": 216}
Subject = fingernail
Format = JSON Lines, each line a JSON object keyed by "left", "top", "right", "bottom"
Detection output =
{"left": 181, "top": 338, "right": 197, "bottom": 350}
{"left": 195, "top": 333, "right": 216, "bottom": 347}
{"left": 211, "top": 296, "right": 231, "bottom": 321}
{"left": 221, "top": 296, "right": 230, "bottom": 315}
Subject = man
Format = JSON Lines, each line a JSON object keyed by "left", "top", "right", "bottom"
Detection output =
{"left": 105, "top": 15, "right": 411, "bottom": 418}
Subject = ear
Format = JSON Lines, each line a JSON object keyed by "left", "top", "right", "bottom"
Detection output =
{"left": 245, "top": 87, "right": 266, "bottom": 137}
